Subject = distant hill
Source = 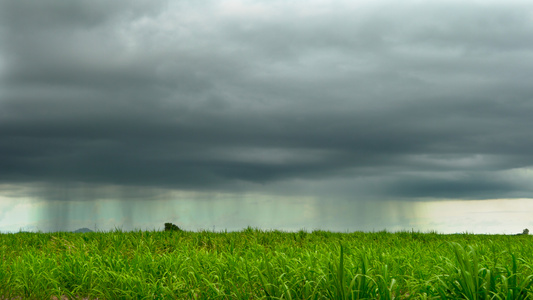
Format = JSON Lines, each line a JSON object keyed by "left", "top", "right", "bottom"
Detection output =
{"left": 72, "top": 227, "right": 94, "bottom": 233}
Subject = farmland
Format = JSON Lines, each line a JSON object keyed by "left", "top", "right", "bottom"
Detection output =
{"left": 1, "top": 228, "right": 532, "bottom": 299}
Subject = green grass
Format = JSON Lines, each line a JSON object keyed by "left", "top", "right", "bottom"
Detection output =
{"left": 1, "top": 228, "right": 533, "bottom": 299}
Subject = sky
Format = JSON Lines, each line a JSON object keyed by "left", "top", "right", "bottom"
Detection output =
{"left": 1, "top": 0, "right": 533, "bottom": 234}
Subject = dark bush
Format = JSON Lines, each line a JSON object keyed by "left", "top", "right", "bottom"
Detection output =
{"left": 164, "top": 223, "right": 182, "bottom": 232}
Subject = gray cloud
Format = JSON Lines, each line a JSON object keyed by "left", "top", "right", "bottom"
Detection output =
{"left": 1, "top": 0, "right": 533, "bottom": 203}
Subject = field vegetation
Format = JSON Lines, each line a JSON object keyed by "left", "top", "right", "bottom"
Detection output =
{"left": 1, "top": 228, "right": 533, "bottom": 299}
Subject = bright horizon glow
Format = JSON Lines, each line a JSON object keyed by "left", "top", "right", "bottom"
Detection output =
{"left": 1, "top": 192, "right": 531, "bottom": 235}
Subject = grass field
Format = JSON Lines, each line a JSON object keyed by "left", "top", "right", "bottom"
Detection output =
{"left": 1, "top": 228, "right": 532, "bottom": 299}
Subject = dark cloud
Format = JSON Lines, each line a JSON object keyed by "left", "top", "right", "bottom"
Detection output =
{"left": 384, "top": 172, "right": 530, "bottom": 199}
{"left": 1, "top": 0, "right": 533, "bottom": 202}
{"left": 0, "top": 0, "right": 162, "bottom": 30}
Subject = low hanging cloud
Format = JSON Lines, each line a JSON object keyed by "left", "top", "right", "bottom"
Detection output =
{"left": 1, "top": 0, "right": 533, "bottom": 202}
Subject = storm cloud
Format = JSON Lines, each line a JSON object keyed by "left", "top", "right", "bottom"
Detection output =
{"left": 1, "top": 0, "right": 533, "bottom": 207}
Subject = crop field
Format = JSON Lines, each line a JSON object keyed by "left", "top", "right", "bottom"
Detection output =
{"left": 1, "top": 228, "right": 533, "bottom": 299}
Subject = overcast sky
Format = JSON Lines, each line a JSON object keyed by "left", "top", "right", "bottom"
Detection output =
{"left": 1, "top": 0, "right": 533, "bottom": 233}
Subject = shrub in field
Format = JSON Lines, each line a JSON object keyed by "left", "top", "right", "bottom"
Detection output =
{"left": 164, "top": 222, "right": 181, "bottom": 232}
{"left": 523, "top": 228, "right": 529, "bottom": 235}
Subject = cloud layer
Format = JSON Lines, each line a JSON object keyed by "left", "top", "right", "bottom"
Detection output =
{"left": 1, "top": 0, "right": 533, "bottom": 202}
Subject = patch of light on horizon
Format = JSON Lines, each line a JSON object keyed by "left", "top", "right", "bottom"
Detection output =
{"left": 413, "top": 198, "right": 533, "bottom": 234}
{"left": 0, "top": 196, "right": 37, "bottom": 233}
